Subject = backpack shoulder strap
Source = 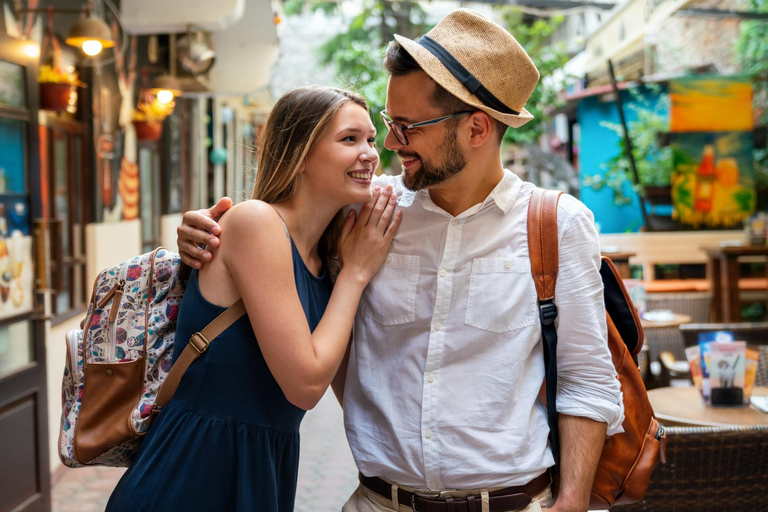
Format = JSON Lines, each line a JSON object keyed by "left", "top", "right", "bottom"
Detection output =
{"left": 154, "top": 299, "right": 247, "bottom": 410}
{"left": 527, "top": 187, "right": 562, "bottom": 463}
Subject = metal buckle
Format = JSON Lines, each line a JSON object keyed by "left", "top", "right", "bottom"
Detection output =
{"left": 190, "top": 332, "right": 210, "bottom": 354}
{"left": 410, "top": 491, "right": 445, "bottom": 512}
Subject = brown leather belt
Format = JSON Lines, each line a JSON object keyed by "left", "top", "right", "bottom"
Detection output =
{"left": 358, "top": 471, "right": 551, "bottom": 512}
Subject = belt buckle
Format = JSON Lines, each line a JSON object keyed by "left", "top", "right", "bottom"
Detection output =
{"left": 410, "top": 491, "right": 441, "bottom": 512}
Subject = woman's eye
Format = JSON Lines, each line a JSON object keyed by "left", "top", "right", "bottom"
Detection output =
{"left": 341, "top": 136, "right": 355, "bottom": 142}
{"left": 367, "top": 137, "right": 376, "bottom": 146}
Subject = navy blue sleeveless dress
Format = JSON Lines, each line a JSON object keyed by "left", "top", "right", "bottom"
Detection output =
{"left": 107, "top": 238, "right": 332, "bottom": 512}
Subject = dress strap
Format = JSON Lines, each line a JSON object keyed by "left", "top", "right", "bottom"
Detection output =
{"left": 269, "top": 206, "right": 291, "bottom": 241}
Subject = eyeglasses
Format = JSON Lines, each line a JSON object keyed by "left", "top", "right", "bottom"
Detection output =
{"left": 380, "top": 110, "right": 473, "bottom": 146}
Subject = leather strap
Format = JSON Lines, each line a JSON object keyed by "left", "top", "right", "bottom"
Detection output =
{"left": 359, "top": 472, "right": 550, "bottom": 512}
{"left": 527, "top": 189, "right": 560, "bottom": 302}
{"left": 153, "top": 299, "right": 247, "bottom": 410}
{"left": 527, "top": 188, "right": 562, "bottom": 463}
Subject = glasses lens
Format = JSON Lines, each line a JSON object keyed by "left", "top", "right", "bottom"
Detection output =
{"left": 381, "top": 112, "right": 406, "bottom": 145}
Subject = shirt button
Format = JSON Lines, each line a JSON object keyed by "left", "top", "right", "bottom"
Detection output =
{"left": 504, "top": 260, "right": 512, "bottom": 269}
{"left": 439, "top": 269, "right": 447, "bottom": 277}
{"left": 385, "top": 256, "right": 392, "bottom": 263}
{"left": 427, "top": 373, "right": 435, "bottom": 383}
{"left": 451, "top": 219, "right": 458, "bottom": 226}
{"left": 433, "top": 322, "right": 441, "bottom": 331}
{"left": 425, "top": 429, "right": 433, "bottom": 439}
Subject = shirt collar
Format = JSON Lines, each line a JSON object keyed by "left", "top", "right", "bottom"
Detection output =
{"left": 415, "top": 169, "right": 522, "bottom": 217}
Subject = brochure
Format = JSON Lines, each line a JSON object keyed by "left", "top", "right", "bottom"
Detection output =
{"left": 684, "top": 345, "right": 704, "bottom": 399}
{"left": 698, "top": 331, "right": 735, "bottom": 402}
{"left": 710, "top": 341, "right": 746, "bottom": 406}
{"left": 744, "top": 347, "right": 760, "bottom": 402}
{"left": 709, "top": 342, "right": 746, "bottom": 389}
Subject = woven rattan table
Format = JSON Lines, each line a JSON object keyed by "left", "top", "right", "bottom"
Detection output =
{"left": 648, "top": 386, "right": 768, "bottom": 427}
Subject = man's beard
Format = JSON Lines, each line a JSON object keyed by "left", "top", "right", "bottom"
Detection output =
{"left": 400, "top": 128, "right": 467, "bottom": 191}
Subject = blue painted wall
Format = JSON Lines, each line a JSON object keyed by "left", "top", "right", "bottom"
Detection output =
{"left": 578, "top": 86, "right": 669, "bottom": 233}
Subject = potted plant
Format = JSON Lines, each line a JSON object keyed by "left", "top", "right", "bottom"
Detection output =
{"left": 38, "top": 65, "right": 85, "bottom": 112}
{"left": 583, "top": 86, "right": 672, "bottom": 207}
{"left": 132, "top": 99, "right": 173, "bottom": 141}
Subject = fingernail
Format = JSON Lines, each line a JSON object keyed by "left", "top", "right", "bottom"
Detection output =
{"left": 209, "top": 238, "right": 217, "bottom": 246}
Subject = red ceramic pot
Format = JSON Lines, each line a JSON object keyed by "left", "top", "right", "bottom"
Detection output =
{"left": 133, "top": 120, "right": 163, "bottom": 141}
{"left": 40, "top": 83, "right": 76, "bottom": 112}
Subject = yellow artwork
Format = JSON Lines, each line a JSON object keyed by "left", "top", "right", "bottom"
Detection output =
{"left": 670, "top": 76, "right": 755, "bottom": 229}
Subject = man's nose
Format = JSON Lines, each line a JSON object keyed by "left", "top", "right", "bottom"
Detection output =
{"left": 383, "top": 130, "right": 403, "bottom": 151}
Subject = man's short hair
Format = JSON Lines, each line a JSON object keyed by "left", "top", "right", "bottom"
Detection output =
{"left": 383, "top": 41, "right": 507, "bottom": 144}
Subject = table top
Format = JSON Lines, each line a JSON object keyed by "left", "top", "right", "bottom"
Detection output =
{"left": 648, "top": 386, "right": 768, "bottom": 427}
{"left": 641, "top": 313, "right": 692, "bottom": 330}
{"left": 702, "top": 244, "right": 768, "bottom": 257}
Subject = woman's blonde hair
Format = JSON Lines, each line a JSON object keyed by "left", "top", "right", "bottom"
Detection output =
{"left": 252, "top": 85, "right": 369, "bottom": 269}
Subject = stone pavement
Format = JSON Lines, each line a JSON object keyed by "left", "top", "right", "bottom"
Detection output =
{"left": 51, "top": 390, "right": 358, "bottom": 511}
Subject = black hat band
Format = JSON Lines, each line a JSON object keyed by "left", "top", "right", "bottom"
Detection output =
{"left": 416, "top": 35, "right": 520, "bottom": 116}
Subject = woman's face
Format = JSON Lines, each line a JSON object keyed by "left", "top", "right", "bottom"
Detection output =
{"left": 302, "top": 102, "right": 379, "bottom": 206}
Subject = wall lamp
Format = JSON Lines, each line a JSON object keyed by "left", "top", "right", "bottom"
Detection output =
{"left": 16, "top": 2, "right": 114, "bottom": 56}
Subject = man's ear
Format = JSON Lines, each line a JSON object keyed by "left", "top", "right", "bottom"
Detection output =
{"left": 467, "top": 111, "right": 493, "bottom": 148}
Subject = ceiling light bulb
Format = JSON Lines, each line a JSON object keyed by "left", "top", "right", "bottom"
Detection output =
{"left": 23, "top": 43, "right": 40, "bottom": 58}
{"left": 82, "top": 40, "right": 103, "bottom": 56}
{"left": 156, "top": 90, "right": 174, "bottom": 104}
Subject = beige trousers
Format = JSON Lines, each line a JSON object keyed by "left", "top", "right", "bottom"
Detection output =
{"left": 342, "top": 479, "right": 554, "bottom": 512}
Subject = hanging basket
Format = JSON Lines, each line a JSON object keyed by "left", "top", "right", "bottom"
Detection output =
{"left": 133, "top": 120, "right": 163, "bottom": 141}
{"left": 39, "top": 83, "right": 77, "bottom": 112}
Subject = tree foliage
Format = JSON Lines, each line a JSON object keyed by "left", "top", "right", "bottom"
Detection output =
{"left": 281, "top": 0, "right": 427, "bottom": 171}
{"left": 281, "top": 2, "right": 569, "bottom": 167}
{"left": 735, "top": 0, "right": 768, "bottom": 189}
{"left": 496, "top": 8, "right": 570, "bottom": 146}
{"left": 582, "top": 85, "right": 672, "bottom": 206}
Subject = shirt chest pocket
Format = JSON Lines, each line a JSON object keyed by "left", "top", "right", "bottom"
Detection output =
{"left": 360, "top": 253, "right": 420, "bottom": 325}
{"left": 465, "top": 257, "right": 537, "bottom": 333}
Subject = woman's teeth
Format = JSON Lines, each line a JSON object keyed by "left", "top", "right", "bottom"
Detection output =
{"left": 349, "top": 172, "right": 371, "bottom": 179}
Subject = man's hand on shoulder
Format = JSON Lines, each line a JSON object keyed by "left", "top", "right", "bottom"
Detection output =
{"left": 177, "top": 196, "right": 233, "bottom": 269}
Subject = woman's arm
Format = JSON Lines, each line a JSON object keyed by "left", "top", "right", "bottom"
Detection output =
{"left": 223, "top": 192, "right": 399, "bottom": 410}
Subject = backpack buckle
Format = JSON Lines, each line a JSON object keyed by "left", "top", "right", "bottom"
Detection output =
{"left": 190, "top": 332, "right": 210, "bottom": 354}
{"left": 538, "top": 301, "right": 558, "bottom": 326}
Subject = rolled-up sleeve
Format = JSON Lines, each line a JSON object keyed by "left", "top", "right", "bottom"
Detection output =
{"left": 553, "top": 198, "right": 625, "bottom": 435}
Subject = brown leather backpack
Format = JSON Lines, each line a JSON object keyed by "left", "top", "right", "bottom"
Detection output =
{"left": 528, "top": 188, "right": 666, "bottom": 509}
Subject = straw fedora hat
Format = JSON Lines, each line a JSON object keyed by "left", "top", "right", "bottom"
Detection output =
{"left": 394, "top": 9, "right": 539, "bottom": 128}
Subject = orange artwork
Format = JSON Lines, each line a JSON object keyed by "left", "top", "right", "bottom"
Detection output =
{"left": 118, "top": 158, "right": 139, "bottom": 220}
{"left": 670, "top": 78, "right": 753, "bottom": 133}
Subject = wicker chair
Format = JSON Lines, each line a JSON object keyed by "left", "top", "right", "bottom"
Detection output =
{"left": 619, "top": 425, "right": 768, "bottom": 512}
{"left": 679, "top": 322, "right": 768, "bottom": 348}
{"left": 645, "top": 293, "right": 712, "bottom": 362}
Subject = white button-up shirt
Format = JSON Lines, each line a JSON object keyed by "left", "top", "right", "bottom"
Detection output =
{"left": 343, "top": 170, "right": 624, "bottom": 490}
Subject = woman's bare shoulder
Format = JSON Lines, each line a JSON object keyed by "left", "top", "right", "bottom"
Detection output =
{"left": 220, "top": 200, "right": 284, "bottom": 236}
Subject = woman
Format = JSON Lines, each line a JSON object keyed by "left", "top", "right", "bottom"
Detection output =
{"left": 106, "top": 86, "right": 400, "bottom": 511}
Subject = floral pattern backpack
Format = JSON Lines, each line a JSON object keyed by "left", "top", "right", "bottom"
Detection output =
{"left": 60, "top": 246, "right": 246, "bottom": 468}
{"left": 59, "top": 248, "right": 187, "bottom": 467}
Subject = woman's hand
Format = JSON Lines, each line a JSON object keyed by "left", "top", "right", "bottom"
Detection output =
{"left": 337, "top": 186, "right": 401, "bottom": 285}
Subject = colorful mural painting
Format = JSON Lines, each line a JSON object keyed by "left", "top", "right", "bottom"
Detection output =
{"left": 670, "top": 76, "right": 755, "bottom": 228}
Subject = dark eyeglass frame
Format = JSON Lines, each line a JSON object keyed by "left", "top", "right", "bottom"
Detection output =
{"left": 380, "top": 110, "right": 474, "bottom": 146}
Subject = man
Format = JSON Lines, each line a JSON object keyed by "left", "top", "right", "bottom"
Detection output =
{"left": 177, "top": 9, "right": 623, "bottom": 512}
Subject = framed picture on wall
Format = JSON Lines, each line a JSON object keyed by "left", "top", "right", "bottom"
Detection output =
{"left": 0, "top": 59, "right": 25, "bottom": 110}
